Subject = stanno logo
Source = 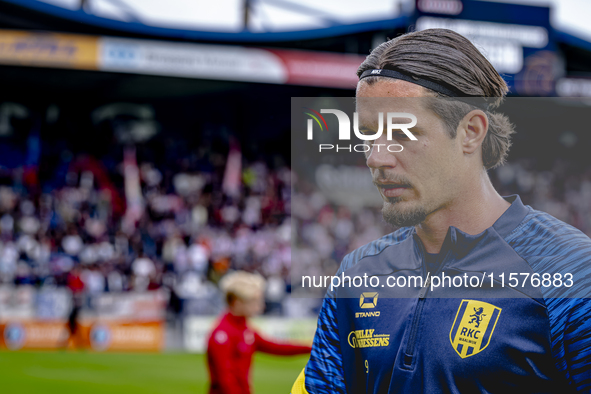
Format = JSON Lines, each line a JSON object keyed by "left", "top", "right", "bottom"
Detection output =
{"left": 449, "top": 299, "right": 502, "bottom": 359}
{"left": 348, "top": 329, "right": 390, "bottom": 348}
{"left": 359, "top": 292, "right": 379, "bottom": 309}
{"left": 355, "top": 311, "right": 381, "bottom": 318}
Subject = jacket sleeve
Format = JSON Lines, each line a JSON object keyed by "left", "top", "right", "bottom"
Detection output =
{"left": 505, "top": 212, "right": 591, "bottom": 392}
{"left": 547, "top": 297, "right": 591, "bottom": 392}
{"left": 254, "top": 332, "right": 311, "bottom": 355}
{"left": 293, "top": 295, "right": 346, "bottom": 394}
{"left": 207, "top": 330, "right": 242, "bottom": 394}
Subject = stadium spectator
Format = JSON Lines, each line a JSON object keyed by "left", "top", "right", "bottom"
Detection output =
{"left": 206, "top": 271, "right": 311, "bottom": 394}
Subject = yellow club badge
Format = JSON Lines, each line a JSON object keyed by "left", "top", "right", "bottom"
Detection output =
{"left": 449, "top": 300, "right": 502, "bottom": 359}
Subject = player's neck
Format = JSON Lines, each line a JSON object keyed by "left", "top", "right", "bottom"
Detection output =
{"left": 415, "top": 173, "right": 510, "bottom": 254}
{"left": 227, "top": 310, "right": 249, "bottom": 325}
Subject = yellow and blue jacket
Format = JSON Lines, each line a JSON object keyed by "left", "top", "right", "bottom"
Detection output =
{"left": 293, "top": 196, "right": 591, "bottom": 393}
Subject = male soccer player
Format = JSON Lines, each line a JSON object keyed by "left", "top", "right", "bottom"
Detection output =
{"left": 207, "top": 271, "right": 311, "bottom": 394}
{"left": 292, "top": 28, "right": 591, "bottom": 393}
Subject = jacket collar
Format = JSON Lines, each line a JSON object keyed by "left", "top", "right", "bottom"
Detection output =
{"left": 490, "top": 195, "right": 529, "bottom": 238}
{"left": 411, "top": 195, "right": 529, "bottom": 258}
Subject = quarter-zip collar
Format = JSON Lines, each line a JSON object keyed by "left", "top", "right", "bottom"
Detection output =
{"left": 490, "top": 195, "right": 529, "bottom": 238}
{"left": 411, "top": 195, "right": 528, "bottom": 262}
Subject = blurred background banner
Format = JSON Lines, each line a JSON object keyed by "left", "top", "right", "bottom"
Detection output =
{"left": 0, "top": 285, "right": 166, "bottom": 351}
{"left": 0, "top": 320, "right": 164, "bottom": 351}
{"left": 0, "top": 28, "right": 366, "bottom": 88}
{"left": 0, "top": 29, "right": 99, "bottom": 69}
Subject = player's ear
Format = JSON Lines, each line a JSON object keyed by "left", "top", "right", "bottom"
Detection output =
{"left": 227, "top": 293, "right": 237, "bottom": 307}
{"left": 459, "top": 110, "right": 488, "bottom": 155}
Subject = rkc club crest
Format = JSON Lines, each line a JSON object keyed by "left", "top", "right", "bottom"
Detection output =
{"left": 449, "top": 300, "right": 502, "bottom": 359}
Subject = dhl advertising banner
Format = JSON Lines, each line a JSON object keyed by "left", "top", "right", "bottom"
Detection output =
{"left": 0, "top": 29, "right": 99, "bottom": 70}
{"left": 0, "top": 320, "right": 164, "bottom": 352}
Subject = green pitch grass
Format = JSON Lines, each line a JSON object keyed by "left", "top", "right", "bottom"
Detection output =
{"left": 0, "top": 351, "right": 308, "bottom": 393}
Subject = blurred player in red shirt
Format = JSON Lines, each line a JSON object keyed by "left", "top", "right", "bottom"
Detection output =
{"left": 63, "top": 265, "right": 85, "bottom": 349}
{"left": 207, "top": 271, "right": 311, "bottom": 394}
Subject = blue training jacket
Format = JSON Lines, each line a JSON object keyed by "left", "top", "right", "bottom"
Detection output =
{"left": 292, "top": 196, "right": 591, "bottom": 393}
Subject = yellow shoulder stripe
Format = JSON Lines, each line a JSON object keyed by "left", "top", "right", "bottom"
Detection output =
{"left": 291, "top": 367, "right": 309, "bottom": 394}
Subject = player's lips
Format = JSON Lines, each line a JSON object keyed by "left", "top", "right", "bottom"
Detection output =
{"left": 375, "top": 182, "right": 410, "bottom": 198}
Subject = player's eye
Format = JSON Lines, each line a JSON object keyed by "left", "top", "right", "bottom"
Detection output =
{"left": 392, "top": 128, "right": 419, "bottom": 141}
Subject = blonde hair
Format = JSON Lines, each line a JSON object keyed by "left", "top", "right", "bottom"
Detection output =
{"left": 219, "top": 271, "right": 266, "bottom": 305}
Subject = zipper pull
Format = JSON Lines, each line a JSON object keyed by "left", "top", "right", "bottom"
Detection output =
{"left": 419, "top": 275, "right": 431, "bottom": 299}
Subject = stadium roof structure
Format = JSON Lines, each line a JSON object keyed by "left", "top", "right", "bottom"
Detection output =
{"left": 1, "top": 0, "right": 591, "bottom": 51}
{"left": 3, "top": 0, "right": 591, "bottom": 96}
{"left": 0, "top": 0, "right": 407, "bottom": 92}
{"left": 0, "top": 0, "right": 409, "bottom": 48}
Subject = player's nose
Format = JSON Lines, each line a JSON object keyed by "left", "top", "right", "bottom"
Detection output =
{"left": 366, "top": 139, "right": 398, "bottom": 170}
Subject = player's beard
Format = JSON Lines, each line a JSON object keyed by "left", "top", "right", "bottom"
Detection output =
{"left": 382, "top": 197, "right": 427, "bottom": 228}
{"left": 373, "top": 173, "right": 427, "bottom": 228}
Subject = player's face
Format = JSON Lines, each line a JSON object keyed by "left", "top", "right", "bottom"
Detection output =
{"left": 236, "top": 290, "right": 265, "bottom": 318}
{"left": 356, "top": 79, "right": 465, "bottom": 227}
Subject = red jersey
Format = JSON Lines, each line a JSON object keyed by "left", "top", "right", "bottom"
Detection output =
{"left": 67, "top": 272, "right": 85, "bottom": 294}
{"left": 206, "top": 312, "right": 311, "bottom": 394}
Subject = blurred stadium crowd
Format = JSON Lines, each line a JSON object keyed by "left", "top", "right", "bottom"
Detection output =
{"left": 0, "top": 151, "right": 299, "bottom": 316}
{"left": 492, "top": 158, "right": 591, "bottom": 236}
{"left": 1, "top": 104, "right": 590, "bottom": 320}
